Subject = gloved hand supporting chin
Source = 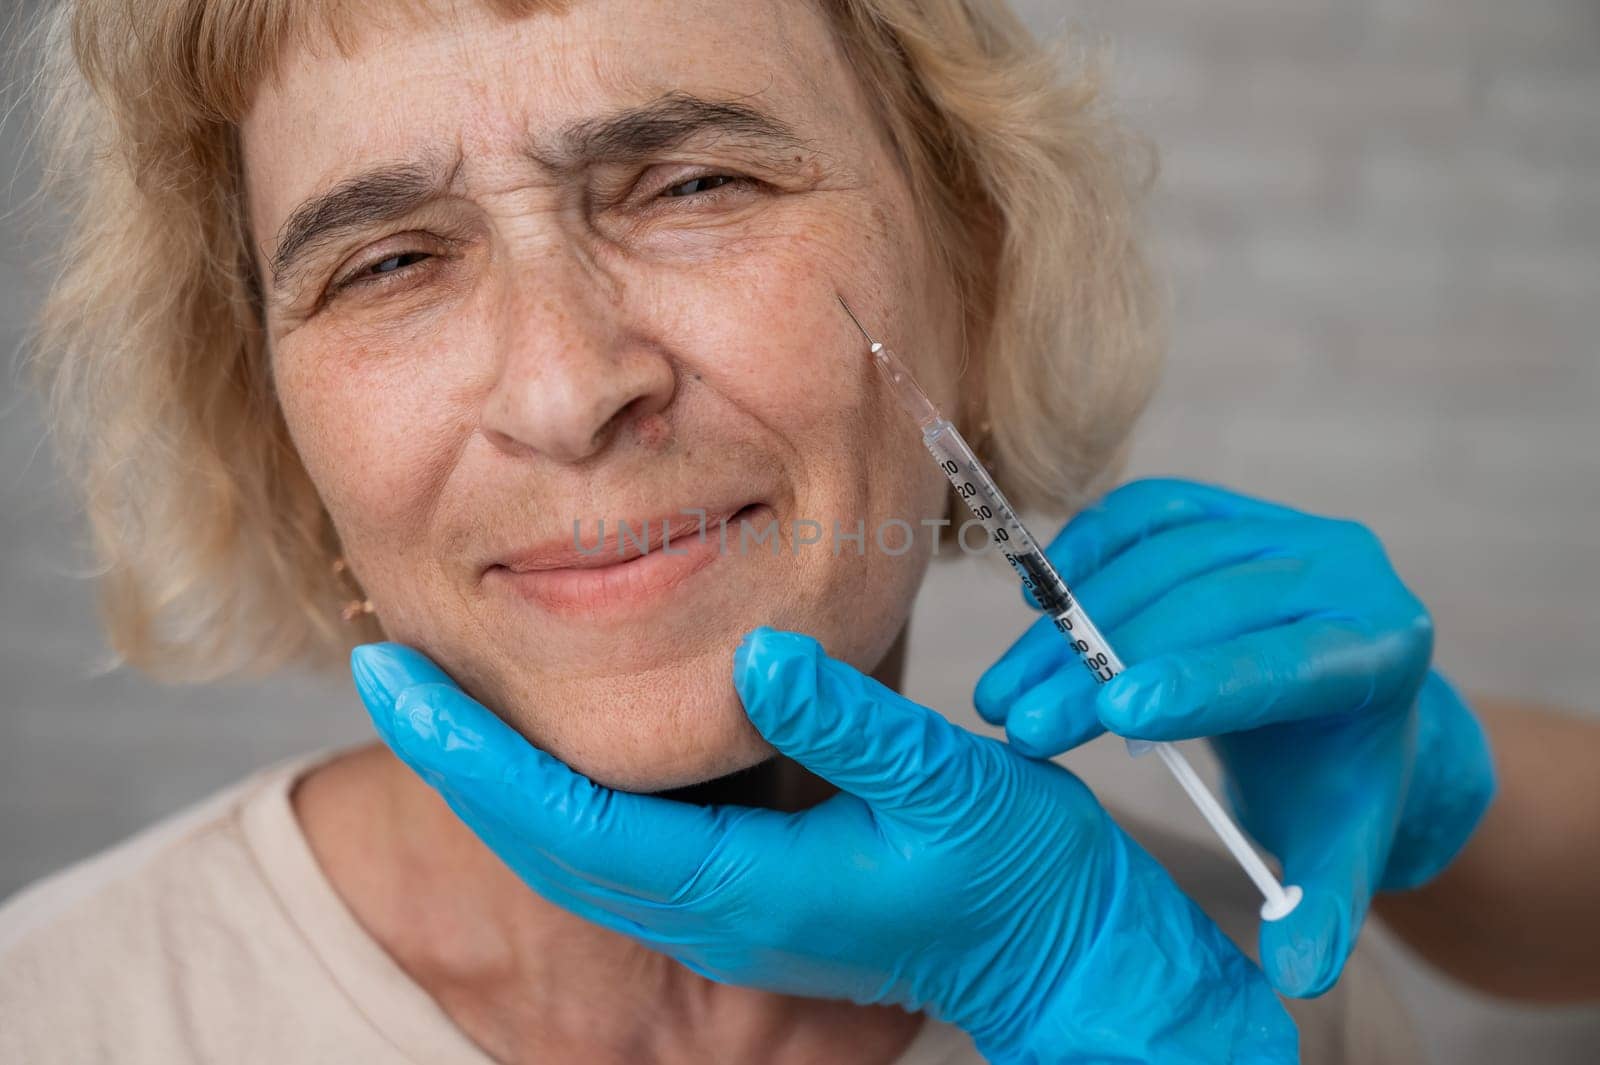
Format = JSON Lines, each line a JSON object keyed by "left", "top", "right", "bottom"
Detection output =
{"left": 353, "top": 627, "right": 1299, "bottom": 1064}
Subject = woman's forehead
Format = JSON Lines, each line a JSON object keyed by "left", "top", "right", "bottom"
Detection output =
{"left": 254, "top": 0, "right": 836, "bottom": 130}
{"left": 243, "top": 0, "right": 851, "bottom": 229}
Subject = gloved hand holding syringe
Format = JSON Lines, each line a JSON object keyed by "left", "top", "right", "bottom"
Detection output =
{"left": 837, "top": 296, "right": 1303, "bottom": 922}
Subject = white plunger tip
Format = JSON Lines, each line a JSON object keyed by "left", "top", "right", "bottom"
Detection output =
{"left": 1260, "top": 884, "right": 1302, "bottom": 922}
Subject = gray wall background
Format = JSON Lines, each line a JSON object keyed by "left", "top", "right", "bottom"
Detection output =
{"left": 2, "top": 0, "right": 1596, "bottom": 1061}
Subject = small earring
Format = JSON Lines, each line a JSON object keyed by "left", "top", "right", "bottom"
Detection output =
{"left": 972, "top": 419, "right": 995, "bottom": 466}
{"left": 340, "top": 598, "right": 376, "bottom": 623}
{"left": 331, "top": 556, "right": 374, "bottom": 623}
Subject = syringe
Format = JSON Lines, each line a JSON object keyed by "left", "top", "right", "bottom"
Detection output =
{"left": 840, "top": 297, "right": 1301, "bottom": 921}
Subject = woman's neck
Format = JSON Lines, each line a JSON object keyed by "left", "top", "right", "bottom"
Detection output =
{"left": 292, "top": 632, "right": 920, "bottom": 1065}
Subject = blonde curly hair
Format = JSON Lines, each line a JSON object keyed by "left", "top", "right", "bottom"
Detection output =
{"left": 23, "top": 0, "right": 1164, "bottom": 681}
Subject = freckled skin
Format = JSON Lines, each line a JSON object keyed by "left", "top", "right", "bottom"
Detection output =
{"left": 243, "top": 0, "right": 966, "bottom": 792}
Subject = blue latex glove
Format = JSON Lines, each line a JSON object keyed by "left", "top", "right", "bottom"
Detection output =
{"left": 353, "top": 627, "right": 1298, "bottom": 1064}
{"left": 974, "top": 478, "right": 1496, "bottom": 999}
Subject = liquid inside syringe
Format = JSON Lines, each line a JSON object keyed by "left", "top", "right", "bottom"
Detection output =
{"left": 839, "top": 297, "right": 1301, "bottom": 922}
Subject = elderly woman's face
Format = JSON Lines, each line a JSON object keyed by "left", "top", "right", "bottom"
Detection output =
{"left": 242, "top": 0, "right": 961, "bottom": 790}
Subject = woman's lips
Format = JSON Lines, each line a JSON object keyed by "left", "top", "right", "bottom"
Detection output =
{"left": 487, "top": 504, "right": 768, "bottom": 614}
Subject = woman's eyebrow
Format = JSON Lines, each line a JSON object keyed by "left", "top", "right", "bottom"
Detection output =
{"left": 269, "top": 158, "right": 457, "bottom": 293}
{"left": 535, "top": 91, "right": 808, "bottom": 169}
{"left": 267, "top": 93, "right": 808, "bottom": 295}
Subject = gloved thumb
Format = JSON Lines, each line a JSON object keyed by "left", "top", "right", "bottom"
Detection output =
{"left": 733, "top": 627, "right": 984, "bottom": 823}
{"left": 351, "top": 642, "right": 461, "bottom": 751}
{"left": 1253, "top": 790, "right": 1395, "bottom": 998}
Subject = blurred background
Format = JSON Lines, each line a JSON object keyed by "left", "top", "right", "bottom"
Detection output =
{"left": 2, "top": 0, "right": 1596, "bottom": 1060}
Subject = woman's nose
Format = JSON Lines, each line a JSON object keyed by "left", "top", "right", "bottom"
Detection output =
{"left": 478, "top": 270, "right": 676, "bottom": 464}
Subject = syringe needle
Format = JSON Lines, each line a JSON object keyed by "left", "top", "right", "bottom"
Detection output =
{"left": 836, "top": 295, "right": 877, "bottom": 346}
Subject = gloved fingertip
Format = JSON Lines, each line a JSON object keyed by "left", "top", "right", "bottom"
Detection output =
{"left": 733, "top": 629, "right": 949, "bottom": 803}
{"left": 732, "top": 625, "right": 770, "bottom": 670}
{"left": 1095, "top": 665, "right": 1168, "bottom": 736}
{"left": 1004, "top": 684, "right": 1082, "bottom": 759}
{"left": 350, "top": 643, "right": 396, "bottom": 705}
{"left": 351, "top": 644, "right": 405, "bottom": 745}
{"left": 732, "top": 627, "right": 826, "bottom": 739}
{"left": 973, "top": 656, "right": 1027, "bottom": 724}
{"left": 350, "top": 642, "right": 457, "bottom": 704}
{"left": 1262, "top": 889, "right": 1348, "bottom": 999}
{"left": 1004, "top": 685, "right": 1046, "bottom": 752}
{"left": 733, "top": 627, "right": 820, "bottom": 687}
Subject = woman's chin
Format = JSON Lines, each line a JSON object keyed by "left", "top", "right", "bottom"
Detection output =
{"left": 518, "top": 695, "right": 777, "bottom": 795}
{"left": 577, "top": 738, "right": 777, "bottom": 795}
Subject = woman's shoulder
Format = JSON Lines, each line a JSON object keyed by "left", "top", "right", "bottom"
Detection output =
{"left": 0, "top": 753, "right": 317, "bottom": 946}
{"left": 0, "top": 750, "right": 345, "bottom": 1063}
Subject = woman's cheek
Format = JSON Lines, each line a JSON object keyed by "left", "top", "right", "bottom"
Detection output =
{"left": 655, "top": 255, "right": 874, "bottom": 413}
{"left": 272, "top": 333, "right": 459, "bottom": 543}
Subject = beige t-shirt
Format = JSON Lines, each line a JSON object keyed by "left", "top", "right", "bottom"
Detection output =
{"left": 0, "top": 746, "right": 1420, "bottom": 1064}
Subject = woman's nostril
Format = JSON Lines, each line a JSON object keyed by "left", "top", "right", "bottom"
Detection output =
{"left": 631, "top": 411, "right": 672, "bottom": 451}
{"left": 590, "top": 396, "right": 671, "bottom": 452}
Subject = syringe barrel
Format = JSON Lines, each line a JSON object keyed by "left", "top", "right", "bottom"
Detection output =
{"left": 921, "top": 420, "right": 1147, "bottom": 745}
{"left": 921, "top": 424, "right": 1061, "bottom": 602}
{"left": 921, "top": 422, "right": 1126, "bottom": 681}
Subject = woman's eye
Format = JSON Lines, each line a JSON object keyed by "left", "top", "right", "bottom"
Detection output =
{"left": 331, "top": 250, "right": 432, "bottom": 297}
{"left": 366, "top": 251, "right": 431, "bottom": 277}
{"left": 661, "top": 174, "right": 744, "bottom": 199}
